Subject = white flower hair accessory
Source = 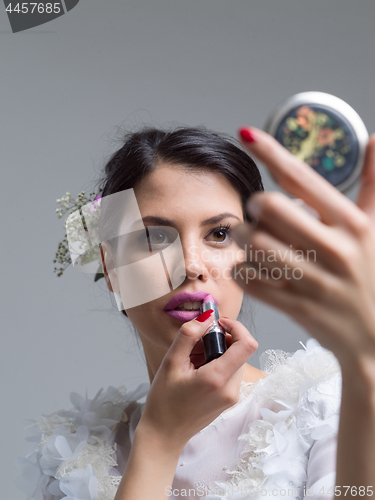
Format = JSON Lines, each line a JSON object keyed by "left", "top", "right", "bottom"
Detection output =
{"left": 54, "top": 190, "right": 104, "bottom": 281}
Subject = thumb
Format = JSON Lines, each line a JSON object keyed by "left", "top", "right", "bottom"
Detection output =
{"left": 164, "top": 309, "right": 215, "bottom": 369}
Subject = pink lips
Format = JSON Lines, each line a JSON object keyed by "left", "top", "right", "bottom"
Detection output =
{"left": 164, "top": 291, "right": 217, "bottom": 322}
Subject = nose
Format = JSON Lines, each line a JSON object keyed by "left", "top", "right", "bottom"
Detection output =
{"left": 181, "top": 243, "right": 209, "bottom": 282}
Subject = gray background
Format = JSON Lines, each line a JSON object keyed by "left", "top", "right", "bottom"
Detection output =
{"left": 1, "top": 1, "right": 374, "bottom": 498}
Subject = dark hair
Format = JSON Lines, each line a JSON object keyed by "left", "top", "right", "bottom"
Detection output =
{"left": 98, "top": 126, "right": 264, "bottom": 318}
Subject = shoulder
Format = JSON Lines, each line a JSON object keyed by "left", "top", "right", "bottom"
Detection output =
{"left": 241, "top": 363, "right": 268, "bottom": 384}
{"left": 16, "top": 383, "right": 149, "bottom": 500}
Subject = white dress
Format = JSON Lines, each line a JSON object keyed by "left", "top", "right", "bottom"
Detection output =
{"left": 16, "top": 338, "right": 341, "bottom": 500}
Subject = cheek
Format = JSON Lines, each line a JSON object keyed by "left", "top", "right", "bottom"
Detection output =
{"left": 125, "top": 305, "right": 178, "bottom": 346}
{"left": 208, "top": 270, "right": 243, "bottom": 318}
{"left": 226, "top": 282, "right": 244, "bottom": 317}
{"left": 126, "top": 306, "right": 154, "bottom": 331}
{"left": 205, "top": 248, "right": 245, "bottom": 280}
{"left": 115, "top": 250, "right": 176, "bottom": 308}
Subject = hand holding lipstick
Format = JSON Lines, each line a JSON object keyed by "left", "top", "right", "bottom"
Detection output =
{"left": 136, "top": 310, "right": 258, "bottom": 452}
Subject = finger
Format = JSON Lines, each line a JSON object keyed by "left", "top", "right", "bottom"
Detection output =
{"left": 225, "top": 333, "right": 234, "bottom": 349}
{"left": 238, "top": 127, "right": 362, "bottom": 229}
{"left": 356, "top": 134, "right": 375, "bottom": 220}
{"left": 165, "top": 310, "right": 215, "bottom": 368}
{"left": 200, "top": 317, "right": 258, "bottom": 379}
{"left": 231, "top": 228, "right": 333, "bottom": 299}
{"left": 232, "top": 191, "right": 342, "bottom": 271}
{"left": 230, "top": 262, "right": 317, "bottom": 325}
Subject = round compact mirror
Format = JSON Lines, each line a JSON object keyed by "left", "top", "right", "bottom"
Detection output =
{"left": 265, "top": 91, "right": 369, "bottom": 192}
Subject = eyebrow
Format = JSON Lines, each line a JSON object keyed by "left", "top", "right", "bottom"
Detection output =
{"left": 136, "top": 212, "right": 241, "bottom": 228}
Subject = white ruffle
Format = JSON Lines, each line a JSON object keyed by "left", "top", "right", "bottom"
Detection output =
{"left": 16, "top": 384, "right": 149, "bottom": 500}
{"left": 206, "top": 338, "right": 341, "bottom": 499}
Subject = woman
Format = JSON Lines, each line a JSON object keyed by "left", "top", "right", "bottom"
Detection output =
{"left": 19, "top": 125, "right": 375, "bottom": 499}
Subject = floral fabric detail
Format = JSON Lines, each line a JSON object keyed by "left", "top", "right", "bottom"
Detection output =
{"left": 207, "top": 338, "right": 341, "bottom": 499}
{"left": 16, "top": 384, "right": 149, "bottom": 500}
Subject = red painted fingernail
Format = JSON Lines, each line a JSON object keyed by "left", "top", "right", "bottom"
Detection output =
{"left": 221, "top": 316, "right": 229, "bottom": 319}
{"left": 239, "top": 128, "right": 257, "bottom": 143}
{"left": 195, "top": 309, "right": 214, "bottom": 322}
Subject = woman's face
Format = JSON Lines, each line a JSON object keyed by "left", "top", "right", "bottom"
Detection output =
{"left": 103, "top": 164, "right": 247, "bottom": 376}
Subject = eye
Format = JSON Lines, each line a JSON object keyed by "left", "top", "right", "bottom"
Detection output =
{"left": 148, "top": 230, "right": 167, "bottom": 245}
{"left": 139, "top": 226, "right": 176, "bottom": 251}
{"left": 207, "top": 223, "right": 232, "bottom": 245}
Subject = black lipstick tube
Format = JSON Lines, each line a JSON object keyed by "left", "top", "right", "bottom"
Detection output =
{"left": 200, "top": 301, "right": 227, "bottom": 363}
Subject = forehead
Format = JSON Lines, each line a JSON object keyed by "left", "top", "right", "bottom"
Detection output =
{"left": 133, "top": 164, "right": 243, "bottom": 216}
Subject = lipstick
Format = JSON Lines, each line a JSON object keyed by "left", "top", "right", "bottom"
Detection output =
{"left": 200, "top": 301, "right": 227, "bottom": 363}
